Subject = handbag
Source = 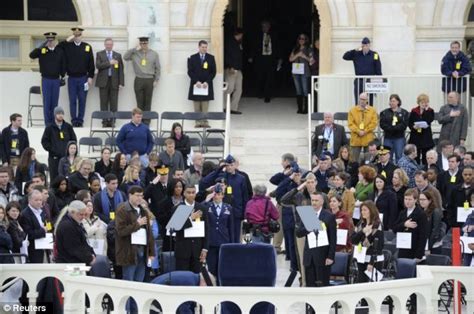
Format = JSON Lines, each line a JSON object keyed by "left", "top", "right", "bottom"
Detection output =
{"left": 264, "top": 199, "right": 280, "bottom": 233}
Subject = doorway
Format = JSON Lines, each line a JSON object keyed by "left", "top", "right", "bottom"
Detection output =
{"left": 224, "top": 0, "right": 320, "bottom": 98}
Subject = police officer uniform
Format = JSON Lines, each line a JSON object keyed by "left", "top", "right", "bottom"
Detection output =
{"left": 29, "top": 32, "right": 66, "bottom": 126}
{"left": 343, "top": 37, "right": 382, "bottom": 105}
{"left": 375, "top": 145, "right": 398, "bottom": 186}
{"left": 58, "top": 27, "right": 95, "bottom": 127}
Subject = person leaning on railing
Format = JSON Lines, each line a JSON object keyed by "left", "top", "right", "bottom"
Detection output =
{"left": 441, "top": 40, "right": 471, "bottom": 95}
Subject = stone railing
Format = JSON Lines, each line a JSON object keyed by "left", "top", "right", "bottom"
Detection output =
{"left": 0, "top": 264, "right": 472, "bottom": 314}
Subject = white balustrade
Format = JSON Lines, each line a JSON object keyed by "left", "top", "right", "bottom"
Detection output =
{"left": 1, "top": 264, "right": 472, "bottom": 314}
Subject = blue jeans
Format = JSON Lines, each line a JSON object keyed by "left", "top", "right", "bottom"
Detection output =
{"left": 293, "top": 74, "right": 309, "bottom": 96}
{"left": 41, "top": 77, "right": 60, "bottom": 126}
{"left": 123, "top": 248, "right": 146, "bottom": 313}
{"left": 67, "top": 76, "right": 88, "bottom": 124}
{"left": 384, "top": 137, "right": 406, "bottom": 164}
{"left": 252, "top": 233, "right": 271, "bottom": 244}
{"left": 126, "top": 154, "right": 149, "bottom": 168}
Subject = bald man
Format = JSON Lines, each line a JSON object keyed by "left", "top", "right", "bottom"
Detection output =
{"left": 312, "top": 112, "right": 348, "bottom": 158}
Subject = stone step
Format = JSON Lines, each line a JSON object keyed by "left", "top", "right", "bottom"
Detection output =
{"left": 231, "top": 137, "right": 309, "bottom": 147}
{"left": 231, "top": 129, "right": 308, "bottom": 139}
{"left": 232, "top": 145, "right": 309, "bottom": 155}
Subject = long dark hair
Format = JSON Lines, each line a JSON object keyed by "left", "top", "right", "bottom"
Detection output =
{"left": 112, "top": 153, "right": 126, "bottom": 172}
{"left": 171, "top": 122, "right": 185, "bottom": 139}
{"left": 292, "top": 33, "right": 309, "bottom": 53}
{"left": 168, "top": 179, "right": 185, "bottom": 197}
{"left": 360, "top": 200, "right": 381, "bottom": 228}
{"left": 18, "top": 148, "right": 36, "bottom": 173}
{"left": 420, "top": 190, "right": 436, "bottom": 218}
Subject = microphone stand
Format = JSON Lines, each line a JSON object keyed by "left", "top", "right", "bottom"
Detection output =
{"left": 166, "top": 228, "right": 175, "bottom": 285}
{"left": 370, "top": 238, "right": 379, "bottom": 282}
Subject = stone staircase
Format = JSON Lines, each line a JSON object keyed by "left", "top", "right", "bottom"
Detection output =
{"left": 230, "top": 128, "right": 310, "bottom": 190}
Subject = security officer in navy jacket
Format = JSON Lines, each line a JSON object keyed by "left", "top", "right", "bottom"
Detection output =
{"left": 57, "top": 27, "right": 95, "bottom": 127}
{"left": 200, "top": 155, "right": 249, "bottom": 243}
{"left": 203, "top": 184, "right": 234, "bottom": 277}
{"left": 29, "top": 32, "right": 66, "bottom": 126}
{"left": 1, "top": 113, "right": 30, "bottom": 166}
{"left": 343, "top": 37, "right": 382, "bottom": 105}
{"left": 441, "top": 41, "right": 471, "bottom": 93}
{"left": 296, "top": 192, "right": 336, "bottom": 287}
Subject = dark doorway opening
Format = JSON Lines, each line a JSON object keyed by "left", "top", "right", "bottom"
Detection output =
{"left": 224, "top": 0, "right": 319, "bottom": 98}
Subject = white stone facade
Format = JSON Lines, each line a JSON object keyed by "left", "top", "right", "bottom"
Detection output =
{"left": 0, "top": 0, "right": 473, "bottom": 126}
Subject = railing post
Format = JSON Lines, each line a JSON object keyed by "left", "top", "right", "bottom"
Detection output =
{"left": 307, "top": 93, "right": 312, "bottom": 171}
{"left": 224, "top": 92, "right": 231, "bottom": 157}
{"left": 451, "top": 227, "right": 462, "bottom": 314}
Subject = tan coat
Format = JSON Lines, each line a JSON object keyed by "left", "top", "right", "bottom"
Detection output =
{"left": 115, "top": 201, "right": 155, "bottom": 266}
{"left": 328, "top": 188, "right": 356, "bottom": 216}
{"left": 348, "top": 105, "right": 378, "bottom": 147}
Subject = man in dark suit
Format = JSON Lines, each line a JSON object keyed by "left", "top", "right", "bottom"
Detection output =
{"left": 376, "top": 145, "right": 398, "bottom": 186}
{"left": 250, "top": 20, "right": 281, "bottom": 103}
{"left": 174, "top": 184, "right": 209, "bottom": 273}
{"left": 18, "top": 190, "right": 49, "bottom": 263}
{"left": 312, "top": 112, "right": 348, "bottom": 158}
{"left": 393, "top": 188, "right": 427, "bottom": 261}
{"left": 296, "top": 192, "right": 336, "bottom": 287}
{"left": 447, "top": 166, "right": 472, "bottom": 228}
{"left": 95, "top": 38, "right": 124, "bottom": 127}
{"left": 1, "top": 113, "right": 29, "bottom": 168}
{"left": 187, "top": 40, "right": 216, "bottom": 128}
{"left": 437, "top": 154, "right": 463, "bottom": 210}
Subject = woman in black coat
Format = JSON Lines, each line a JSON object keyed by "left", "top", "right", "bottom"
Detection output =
{"left": 170, "top": 123, "right": 191, "bottom": 168}
{"left": 159, "top": 179, "right": 185, "bottom": 252}
{"left": 408, "top": 94, "right": 435, "bottom": 165}
{"left": 111, "top": 153, "right": 127, "bottom": 184}
{"left": 5, "top": 201, "right": 26, "bottom": 253}
{"left": 369, "top": 175, "right": 398, "bottom": 230}
{"left": 350, "top": 201, "right": 384, "bottom": 283}
{"left": 51, "top": 176, "right": 74, "bottom": 211}
{"left": 391, "top": 168, "right": 409, "bottom": 216}
{"left": 95, "top": 147, "right": 113, "bottom": 178}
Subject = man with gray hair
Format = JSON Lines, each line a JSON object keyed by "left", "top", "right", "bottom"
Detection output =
{"left": 312, "top": 112, "right": 348, "bottom": 158}
{"left": 55, "top": 200, "right": 96, "bottom": 265}
{"left": 95, "top": 37, "right": 124, "bottom": 127}
{"left": 184, "top": 152, "right": 204, "bottom": 186}
{"left": 425, "top": 149, "right": 439, "bottom": 172}
{"left": 397, "top": 144, "right": 422, "bottom": 188}
{"left": 438, "top": 91, "right": 469, "bottom": 147}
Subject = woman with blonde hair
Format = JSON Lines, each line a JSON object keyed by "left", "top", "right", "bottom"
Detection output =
{"left": 391, "top": 168, "right": 409, "bottom": 215}
{"left": 120, "top": 165, "right": 143, "bottom": 194}
{"left": 408, "top": 93, "right": 435, "bottom": 165}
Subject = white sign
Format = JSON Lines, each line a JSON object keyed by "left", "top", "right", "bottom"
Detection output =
{"left": 364, "top": 79, "right": 389, "bottom": 93}
{"left": 307, "top": 230, "right": 329, "bottom": 248}
{"left": 193, "top": 85, "right": 209, "bottom": 96}
{"left": 88, "top": 239, "right": 105, "bottom": 255}
{"left": 365, "top": 269, "right": 384, "bottom": 282}
{"left": 352, "top": 207, "right": 361, "bottom": 220}
{"left": 336, "top": 229, "right": 348, "bottom": 246}
{"left": 34, "top": 233, "right": 54, "bottom": 250}
{"left": 457, "top": 207, "right": 473, "bottom": 223}
{"left": 396, "top": 232, "right": 412, "bottom": 249}
{"left": 291, "top": 63, "right": 305, "bottom": 75}
{"left": 131, "top": 229, "right": 147, "bottom": 245}
{"left": 184, "top": 221, "right": 205, "bottom": 238}
{"left": 353, "top": 245, "right": 367, "bottom": 263}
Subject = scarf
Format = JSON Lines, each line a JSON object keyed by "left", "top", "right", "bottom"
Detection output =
{"left": 100, "top": 188, "right": 124, "bottom": 217}
{"left": 334, "top": 186, "right": 345, "bottom": 198}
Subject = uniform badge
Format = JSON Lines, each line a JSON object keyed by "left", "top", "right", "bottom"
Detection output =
{"left": 41, "top": 48, "right": 47, "bottom": 54}
{"left": 203, "top": 61, "right": 208, "bottom": 69}
{"left": 85, "top": 45, "right": 90, "bottom": 52}
{"left": 374, "top": 53, "right": 379, "bottom": 60}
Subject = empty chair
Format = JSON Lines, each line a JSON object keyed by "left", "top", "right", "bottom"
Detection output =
{"left": 183, "top": 112, "right": 207, "bottom": 138}
{"left": 90, "top": 111, "right": 114, "bottom": 137}
{"left": 142, "top": 111, "right": 159, "bottom": 136}
{"left": 113, "top": 111, "right": 132, "bottom": 133}
{"left": 189, "top": 137, "right": 202, "bottom": 152}
{"left": 159, "top": 112, "right": 184, "bottom": 137}
{"left": 330, "top": 252, "right": 351, "bottom": 285}
{"left": 27, "top": 86, "right": 43, "bottom": 127}
{"left": 202, "top": 137, "right": 224, "bottom": 154}
{"left": 394, "top": 258, "right": 416, "bottom": 279}
{"left": 204, "top": 112, "right": 226, "bottom": 139}
{"left": 425, "top": 254, "right": 451, "bottom": 266}
{"left": 79, "top": 137, "right": 103, "bottom": 155}
{"left": 334, "top": 112, "right": 348, "bottom": 121}
{"left": 311, "top": 112, "right": 324, "bottom": 122}
{"left": 104, "top": 137, "right": 118, "bottom": 152}
{"left": 154, "top": 137, "right": 167, "bottom": 152}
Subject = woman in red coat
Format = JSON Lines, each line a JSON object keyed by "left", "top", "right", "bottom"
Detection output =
{"left": 328, "top": 194, "right": 354, "bottom": 252}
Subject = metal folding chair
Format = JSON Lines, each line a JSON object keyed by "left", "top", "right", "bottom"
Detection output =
{"left": 142, "top": 111, "right": 159, "bottom": 137}
{"left": 27, "top": 86, "right": 43, "bottom": 127}
{"left": 159, "top": 112, "right": 184, "bottom": 137}
{"left": 90, "top": 111, "right": 114, "bottom": 137}
{"left": 79, "top": 137, "right": 103, "bottom": 156}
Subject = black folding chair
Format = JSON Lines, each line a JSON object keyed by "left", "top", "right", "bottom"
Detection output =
{"left": 79, "top": 137, "right": 103, "bottom": 155}
{"left": 311, "top": 112, "right": 324, "bottom": 122}
{"left": 189, "top": 137, "right": 202, "bottom": 152}
{"left": 27, "top": 86, "right": 43, "bottom": 127}
{"left": 90, "top": 111, "right": 114, "bottom": 137}
{"left": 142, "top": 111, "right": 159, "bottom": 137}
{"left": 113, "top": 111, "right": 132, "bottom": 135}
{"left": 183, "top": 112, "right": 207, "bottom": 138}
{"left": 159, "top": 112, "right": 184, "bottom": 137}
{"left": 330, "top": 252, "right": 351, "bottom": 285}
{"left": 104, "top": 137, "right": 118, "bottom": 152}
{"left": 154, "top": 137, "right": 167, "bottom": 152}
{"left": 204, "top": 112, "right": 226, "bottom": 140}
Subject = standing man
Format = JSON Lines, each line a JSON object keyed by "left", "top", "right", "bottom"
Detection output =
{"left": 1, "top": 114, "right": 29, "bottom": 169}
{"left": 124, "top": 37, "right": 161, "bottom": 117}
{"left": 58, "top": 27, "right": 95, "bottom": 127}
{"left": 187, "top": 40, "right": 216, "bottom": 128}
{"left": 250, "top": 20, "right": 281, "bottom": 103}
{"left": 438, "top": 92, "right": 469, "bottom": 147}
{"left": 311, "top": 112, "right": 348, "bottom": 158}
{"left": 376, "top": 145, "right": 398, "bottom": 186}
{"left": 343, "top": 37, "right": 382, "bottom": 105}
{"left": 115, "top": 186, "right": 155, "bottom": 311}
{"left": 296, "top": 192, "right": 336, "bottom": 287}
{"left": 41, "top": 107, "right": 77, "bottom": 180}
{"left": 116, "top": 108, "right": 154, "bottom": 168}
{"left": 441, "top": 41, "right": 471, "bottom": 95}
{"left": 437, "top": 154, "right": 463, "bottom": 211}
{"left": 95, "top": 38, "right": 124, "bottom": 127}
{"left": 174, "top": 184, "right": 209, "bottom": 273}
{"left": 224, "top": 28, "right": 244, "bottom": 114}
{"left": 29, "top": 32, "right": 66, "bottom": 126}
{"left": 348, "top": 93, "right": 378, "bottom": 162}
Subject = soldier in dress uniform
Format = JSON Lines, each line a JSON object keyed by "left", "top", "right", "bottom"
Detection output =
{"left": 376, "top": 145, "right": 398, "bottom": 187}
{"left": 29, "top": 32, "right": 66, "bottom": 126}
{"left": 343, "top": 37, "right": 382, "bottom": 106}
{"left": 58, "top": 27, "right": 95, "bottom": 127}
{"left": 204, "top": 184, "right": 233, "bottom": 279}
